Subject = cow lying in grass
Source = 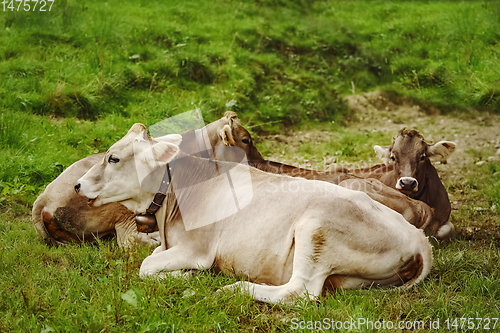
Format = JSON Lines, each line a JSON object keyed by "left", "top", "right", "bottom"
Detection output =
{"left": 32, "top": 112, "right": 261, "bottom": 247}
{"left": 74, "top": 123, "right": 433, "bottom": 304}
{"left": 347, "top": 128, "right": 456, "bottom": 239}
{"left": 34, "top": 112, "right": 434, "bottom": 247}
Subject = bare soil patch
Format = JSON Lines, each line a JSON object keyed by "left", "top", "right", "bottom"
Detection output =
{"left": 344, "top": 89, "right": 500, "bottom": 168}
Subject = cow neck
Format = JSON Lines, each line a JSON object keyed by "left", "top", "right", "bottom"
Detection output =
{"left": 194, "top": 128, "right": 212, "bottom": 159}
{"left": 135, "top": 163, "right": 172, "bottom": 233}
{"left": 410, "top": 168, "right": 429, "bottom": 201}
{"left": 162, "top": 154, "right": 232, "bottom": 223}
{"left": 195, "top": 127, "right": 221, "bottom": 174}
{"left": 148, "top": 164, "right": 172, "bottom": 214}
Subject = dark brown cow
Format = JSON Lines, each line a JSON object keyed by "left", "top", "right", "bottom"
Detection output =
{"left": 349, "top": 128, "right": 456, "bottom": 239}
{"left": 216, "top": 117, "right": 435, "bottom": 230}
{"left": 217, "top": 121, "right": 434, "bottom": 231}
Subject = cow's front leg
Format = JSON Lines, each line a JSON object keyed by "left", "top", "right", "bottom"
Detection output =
{"left": 139, "top": 245, "right": 213, "bottom": 278}
{"left": 115, "top": 216, "right": 161, "bottom": 248}
{"left": 131, "top": 231, "right": 161, "bottom": 246}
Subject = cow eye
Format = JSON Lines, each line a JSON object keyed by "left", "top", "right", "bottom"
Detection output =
{"left": 420, "top": 155, "right": 426, "bottom": 161}
{"left": 108, "top": 155, "right": 120, "bottom": 164}
{"left": 242, "top": 138, "right": 250, "bottom": 144}
{"left": 390, "top": 155, "right": 396, "bottom": 162}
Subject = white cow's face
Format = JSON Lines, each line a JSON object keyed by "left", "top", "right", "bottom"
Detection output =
{"left": 75, "top": 123, "right": 181, "bottom": 213}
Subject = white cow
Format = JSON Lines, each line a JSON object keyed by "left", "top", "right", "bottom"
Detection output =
{"left": 32, "top": 111, "right": 262, "bottom": 247}
{"left": 75, "top": 123, "right": 433, "bottom": 304}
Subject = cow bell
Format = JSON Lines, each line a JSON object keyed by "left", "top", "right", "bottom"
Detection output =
{"left": 135, "top": 213, "right": 157, "bottom": 233}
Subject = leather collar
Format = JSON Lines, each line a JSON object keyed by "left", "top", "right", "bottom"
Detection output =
{"left": 135, "top": 163, "right": 172, "bottom": 233}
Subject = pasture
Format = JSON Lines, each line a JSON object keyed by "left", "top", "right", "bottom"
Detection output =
{"left": 1, "top": 0, "right": 500, "bottom": 332}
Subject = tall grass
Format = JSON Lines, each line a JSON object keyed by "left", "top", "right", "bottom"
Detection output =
{"left": 2, "top": 0, "right": 500, "bottom": 196}
{"left": 2, "top": 0, "right": 500, "bottom": 127}
{"left": 318, "top": 0, "right": 500, "bottom": 110}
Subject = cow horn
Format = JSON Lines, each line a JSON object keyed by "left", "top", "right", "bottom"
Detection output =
{"left": 224, "top": 111, "right": 238, "bottom": 120}
{"left": 128, "top": 123, "right": 147, "bottom": 135}
{"left": 218, "top": 124, "right": 236, "bottom": 146}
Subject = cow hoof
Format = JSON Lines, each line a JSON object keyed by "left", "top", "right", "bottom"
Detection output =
{"left": 167, "top": 270, "right": 197, "bottom": 279}
{"left": 131, "top": 231, "right": 161, "bottom": 247}
{"left": 436, "top": 221, "right": 455, "bottom": 240}
{"left": 216, "top": 286, "right": 234, "bottom": 295}
{"left": 217, "top": 282, "right": 247, "bottom": 295}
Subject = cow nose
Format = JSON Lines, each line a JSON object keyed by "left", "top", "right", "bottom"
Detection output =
{"left": 397, "top": 177, "right": 418, "bottom": 191}
{"left": 74, "top": 183, "right": 81, "bottom": 193}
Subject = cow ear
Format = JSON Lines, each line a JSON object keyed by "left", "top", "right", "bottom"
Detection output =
{"left": 154, "top": 133, "right": 183, "bottom": 147}
{"left": 128, "top": 123, "right": 147, "bottom": 135}
{"left": 374, "top": 145, "right": 391, "bottom": 164}
{"left": 224, "top": 111, "right": 238, "bottom": 121}
{"left": 152, "top": 141, "right": 180, "bottom": 165}
{"left": 427, "top": 141, "right": 456, "bottom": 162}
{"left": 218, "top": 124, "right": 236, "bottom": 146}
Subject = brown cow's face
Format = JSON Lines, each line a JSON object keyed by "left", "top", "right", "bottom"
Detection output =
{"left": 216, "top": 111, "right": 264, "bottom": 162}
{"left": 374, "top": 128, "right": 456, "bottom": 194}
{"left": 228, "top": 122, "right": 263, "bottom": 162}
{"left": 389, "top": 131, "right": 428, "bottom": 193}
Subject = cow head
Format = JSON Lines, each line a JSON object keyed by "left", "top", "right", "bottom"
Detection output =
{"left": 211, "top": 111, "right": 264, "bottom": 162}
{"left": 374, "top": 128, "right": 455, "bottom": 194}
{"left": 74, "top": 123, "right": 181, "bottom": 213}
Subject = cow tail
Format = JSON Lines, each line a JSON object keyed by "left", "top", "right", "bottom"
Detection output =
{"left": 31, "top": 196, "right": 49, "bottom": 240}
{"left": 398, "top": 234, "right": 433, "bottom": 288}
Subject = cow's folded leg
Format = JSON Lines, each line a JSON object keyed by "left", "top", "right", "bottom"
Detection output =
{"left": 132, "top": 231, "right": 161, "bottom": 246}
{"left": 220, "top": 224, "right": 330, "bottom": 304}
{"left": 220, "top": 271, "right": 327, "bottom": 304}
{"left": 114, "top": 215, "right": 162, "bottom": 248}
{"left": 151, "top": 245, "right": 163, "bottom": 255}
{"left": 139, "top": 245, "right": 212, "bottom": 278}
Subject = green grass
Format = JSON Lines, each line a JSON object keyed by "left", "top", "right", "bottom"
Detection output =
{"left": 2, "top": 0, "right": 500, "bottom": 331}
{"left": 1, "top": 207, "right": 499, "bottom": 332}
{"left": 254, "top": 125, "right": 390, "bottom": 168}
{"left": 3, "top": 0, "right": 500, "bottom": 194}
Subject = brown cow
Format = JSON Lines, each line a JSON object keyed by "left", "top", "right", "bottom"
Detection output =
{"left": 349, "top": 128, "right": 456, "bottom": 239}
{"left": 32, "top": 112, "right": 262, "bottom": 247}
{"left": 205, "top": 114, "right": 434, "bottom": 230}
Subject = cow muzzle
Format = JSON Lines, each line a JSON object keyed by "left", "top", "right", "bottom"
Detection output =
{"left": 396, "top": 177, "right": 418, "bottom": 192}
{"left": 74, "top": 181, "right": 100, "bottom": 206}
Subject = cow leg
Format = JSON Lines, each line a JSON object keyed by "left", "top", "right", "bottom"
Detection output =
{"left": 139, "top": 245, "right": 213, "bottom": 278}
{"left": 131, "top": 231, "right": 161, "bottom": 246}
{"left": 115, "top": 217, "right": 161, "bottom": 248}
{"left": 221, "top": 270, "right": 328, "bottom": 304}
{"left": 221, "top": 221, "right": 330, "bottom": 304}
{"left": 151, "top": 245, "right": 163, "bottom": 255}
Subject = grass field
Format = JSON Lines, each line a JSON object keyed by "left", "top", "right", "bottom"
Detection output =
{"left": 1, "top": 0, "right": 500, "bottom": 332}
